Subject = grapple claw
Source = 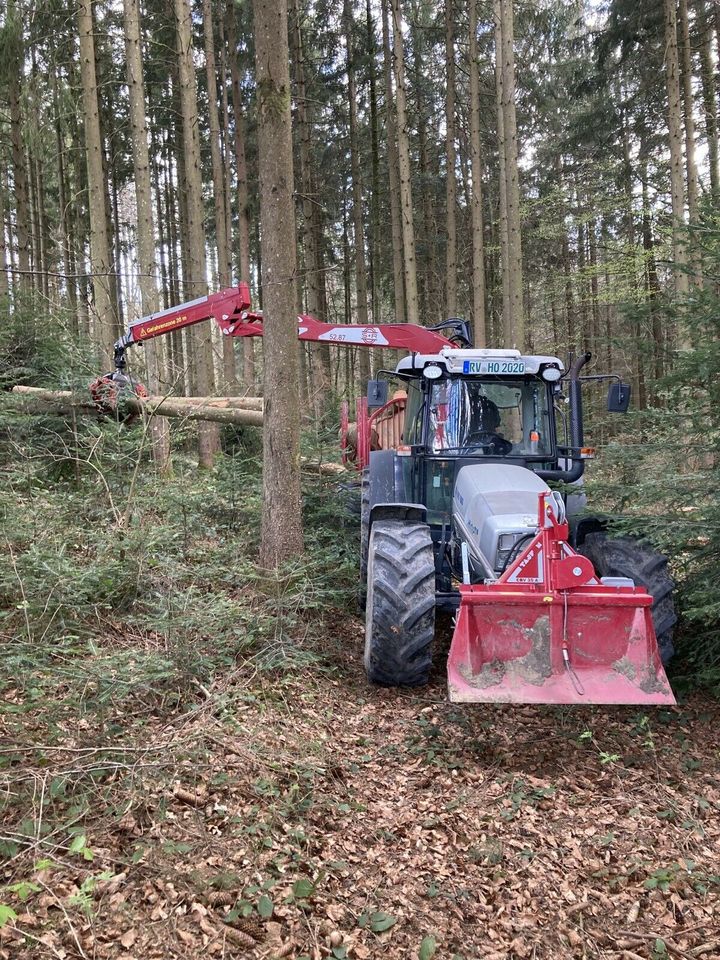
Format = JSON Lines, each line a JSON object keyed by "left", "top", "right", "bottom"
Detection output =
{"left": 89, "top": 371, "right": 148, "bottom": 422}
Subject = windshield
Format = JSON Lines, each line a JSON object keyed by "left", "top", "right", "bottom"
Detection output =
{"left": 427, "top": 378, "right": 553, "bottom": 457}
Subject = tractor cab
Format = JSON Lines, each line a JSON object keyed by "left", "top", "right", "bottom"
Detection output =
{"left": 399, "top": 350, "right": 562, "bottom": 460}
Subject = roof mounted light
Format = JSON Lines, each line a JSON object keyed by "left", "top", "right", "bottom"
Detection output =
{"left": 423, "top": 364, "right": 444, "bottom": 380}
{"left": 542, "top": 367, "right": 562, "bottom": 382}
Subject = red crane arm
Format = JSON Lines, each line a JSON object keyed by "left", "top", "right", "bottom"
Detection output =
{"left": 114, "top": 283, "right": 454, "bottom": 369}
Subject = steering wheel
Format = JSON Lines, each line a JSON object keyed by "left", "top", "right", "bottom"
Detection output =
{"left": 463, "top": 431, "right": 513, "bottom": 456}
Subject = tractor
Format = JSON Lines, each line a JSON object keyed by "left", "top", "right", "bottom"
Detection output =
{"left": 350, "top": 345, "right": 675, "bottom": 706}
{"left": 94, "top": 284, "right": 675, "bottom": 707}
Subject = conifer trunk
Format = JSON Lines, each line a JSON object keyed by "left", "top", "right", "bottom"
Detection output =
{"left": 175, "top": 0, "right": 221, "bottom": 465}
{"left": 699, "top": 2, "right": 719, "bottom": 201}
{"left": 444, "top": 0, "right": 457, "bottom": 317}
{"left": 78, "top": 0, "right": 117, "bottom": 363}
{"left": 225, "top": 0, "right": 255, "bottom": 391}
{"left": 8, "top": 1, "right": 31, "bottom": 295}
{"left": 390, "top": 0, "right": 419, "bottom": 326}
{"left": 664, "top": 0, "right": 690, "bottom": 299}
{"left": 123, "top": 0, "right": 171, "bottom": 473}
{"left": 344, "top": 0, "right": 371, "bottom": 386}
{"left": 499, "top": 0, "right": 523, "bottom": 348}
{"left": 381, "top": 0, "right": 406, "bottom": 323}
{"left": 0, "top": 166, "right": 8, "bottom": 300}
{"left": 493, "top": 0, "right": 510, "bottom": 337}
{"left": 289, "top": 0, "right": 331, "bottom": 405}
{"left": 469, "top": 0, "right": 487, "bottom": 346}
{"left": 202, "top": 0, "right": 236, "bottom": 393}
{"left": 253, "top": 0, "right": 304, "bottom": 567}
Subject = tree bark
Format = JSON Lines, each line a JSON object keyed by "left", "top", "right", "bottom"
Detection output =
{"left": 78, "top": 0, "right": 117, "bottom": 363}
{"left": 7, "top": 1, "right": 31, "bottom": 295}
{"left": 411, "top": 19, "right": 437, "bottom": 323}
{"left": 445, "top": 0, "right": 457, "bottom": 317}
{"left": 494, "top": 0, "right": 510, "bottom": 337}
{"left": 468, "top": 0, "right": 487, "bottom": 346}
{"left": 498, "top": 0, "right": 523, "bottom": 348}
{"left": 10, "top": 387, "right": 263, "bottom": 426}
{"left": 202, "top": 0, "right": 237, "bottom": 393}
{"left": 678, "top": 0, "right": 702, "bottom": 289}
{"left": 366, "top": 0, "right": 380, "bottom": 322}
{"left": 664, "top": 0, "right": 690, "bottom": 299}
{"left": 0, "top": 165, "right": 8, "bottom": 300}
{"left": 253, "top": 0, "right": 304, "bottom": 566}
{"left": 123, "top": 0, "right": 172, "bottom": 474}
{"left": 699, "top": 1, "right": 719, "bottom": 201}
{"left": 390, "top": 0, "right": 419, "bottom": 326}
{"left": 225, "top": 0, "right": 255, "bottom": 391}
{"left": 344, "top": 0, "right": 371, "bottom": 386}
{"left": 380, "top": 0, "right": 406, "bottom": 323}
{"left": 175, "top": 0, "right": 221, "bottom": 465}
{"left": 677, "top": 0, "right": 699, "bottom": 226}
{"left": 52, "top": 59, "right": 78, "bottom": 319}
{"left": 289, "top": 0, "right": 331, "bottom": 408}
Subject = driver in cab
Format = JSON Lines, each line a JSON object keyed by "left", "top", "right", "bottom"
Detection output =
{"left": 464, "top": 395, "right": 512, "bottom": 455}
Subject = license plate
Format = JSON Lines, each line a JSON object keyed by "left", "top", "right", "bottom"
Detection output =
{"left": 462, "top": 359, "right": 526, "bottom": 375}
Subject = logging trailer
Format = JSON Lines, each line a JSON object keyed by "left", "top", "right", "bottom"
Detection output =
{"left": 93, "top": 283, "right": 676, "bottom": 707}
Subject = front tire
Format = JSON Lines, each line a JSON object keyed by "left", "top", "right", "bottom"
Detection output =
{"left": 364, "top": 520, "right": 436, "bottom": 687}
{"left": 578, "top": 533, "right": 676, "bottom": 666}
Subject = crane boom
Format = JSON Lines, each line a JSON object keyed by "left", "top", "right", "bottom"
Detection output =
{"left": 113, "top": 283, "right": 461, "bottom": 372}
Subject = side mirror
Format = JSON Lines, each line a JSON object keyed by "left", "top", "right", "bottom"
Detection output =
{"left": 607, "top": 382, "right": 631, "bottom": 413}
{"left": 367, "top": 379, "right": 388, "bottom": 409}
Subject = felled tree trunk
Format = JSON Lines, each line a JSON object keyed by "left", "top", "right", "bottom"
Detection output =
{"left": 9, "top": 386, "right": 263, "bottom": 426}
{"left": 8, "top": 387, "right": 349, "bottom": 477}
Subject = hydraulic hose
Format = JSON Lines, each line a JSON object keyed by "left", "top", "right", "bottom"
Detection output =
{"left": 538, "top": 351, "right": 591, "bottom": 483}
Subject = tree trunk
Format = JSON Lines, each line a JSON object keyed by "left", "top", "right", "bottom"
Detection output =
{"left": 366, "top": 0, "right": 380, "bottom": 322}
{"left": 289, "top": 0, "right": 331, "bottom": 409}
{"left": 11, "top": 386, "right": 263, "bottom": 426}
{"left": 52, "top": 60, "right": 78, "bottom": 319}
{"left": 253, "top": 0, "right": 304, "bottom": 566}
{"left": 498, "top": 0, "right": 523, "bottom": 348}
{"left": 664, "top": 0, "right": 690, "bottom": 299}
{"left": 344, "top": 0, "right": 371, "bottom": 386}
{"left": 390, "top": 0, "right": 419, "bottom": 326}
{"left": 678, "top": 0, "right": 702, "bottom": 288}
{"left": 468, "top": 0, "right": 487, "bottom": 346}
{"left": 0, "top": 165, "right": 8, "bottom": 301}
{"left": 123, "top": 0, "right": 172, "bottom": 474}
{"left": 7, "top": 1, "right": 31, "bottom": 295}
{"left": 175, "top": 0, "right": 221, "bottom": 465}
{"left": 678, "top": 0, "right": 699, "bottom": 224}
{"left": 78, "top": 0, "right": 117, "bottom": 363}
{"left": 380, "top": 0, "right": 406, "bottom": 323}
{"left": 225, "top": 0, "right": 255, "bottom": 391}
{"left": 494, "top": 0, "right": 510, "bottom": 338}
{"left": 641, "top": 158, "right": 663, "bottom": 381}
{"left": 202, "top": 0, "right": 237, "bottom": 392}
{"left": 699, "top": 1, "right": 719, "bottom": 201}
{"left": 445, "top": 0, "right": 457, "bottom": 317}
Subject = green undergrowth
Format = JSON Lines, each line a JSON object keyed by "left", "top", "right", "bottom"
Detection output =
{"left": 0, "top": 416, "right": 358, "bottom": 727}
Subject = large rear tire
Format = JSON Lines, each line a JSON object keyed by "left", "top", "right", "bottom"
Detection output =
{"left": 364, "top": 520, "right": 436, "bottom": 687}
{"left": 578, "top": 533, "right": 676, "bottom": 666}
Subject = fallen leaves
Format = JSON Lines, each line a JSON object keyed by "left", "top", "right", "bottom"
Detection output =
{"left": 2, "top": 613, "right": 720, "bottom": 960}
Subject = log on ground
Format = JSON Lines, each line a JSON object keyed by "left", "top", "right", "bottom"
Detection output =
{"left": 9, "top": 386, "right": 263, "bottom": 426}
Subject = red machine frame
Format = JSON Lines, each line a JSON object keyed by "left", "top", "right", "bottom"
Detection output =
{"left": 447, "top": 493, "right": 675, "bottom": 705}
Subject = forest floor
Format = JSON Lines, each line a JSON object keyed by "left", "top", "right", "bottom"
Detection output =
{"left": 2, "top": 612, "right": 719, "bottom": 960}
{"left": 1, "top": 448, "right": 719, "bottom": 960}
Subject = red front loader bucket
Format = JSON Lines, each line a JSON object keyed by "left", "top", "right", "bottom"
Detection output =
{"left": 447, "top": 496, "right": 675, "bottom": 706}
